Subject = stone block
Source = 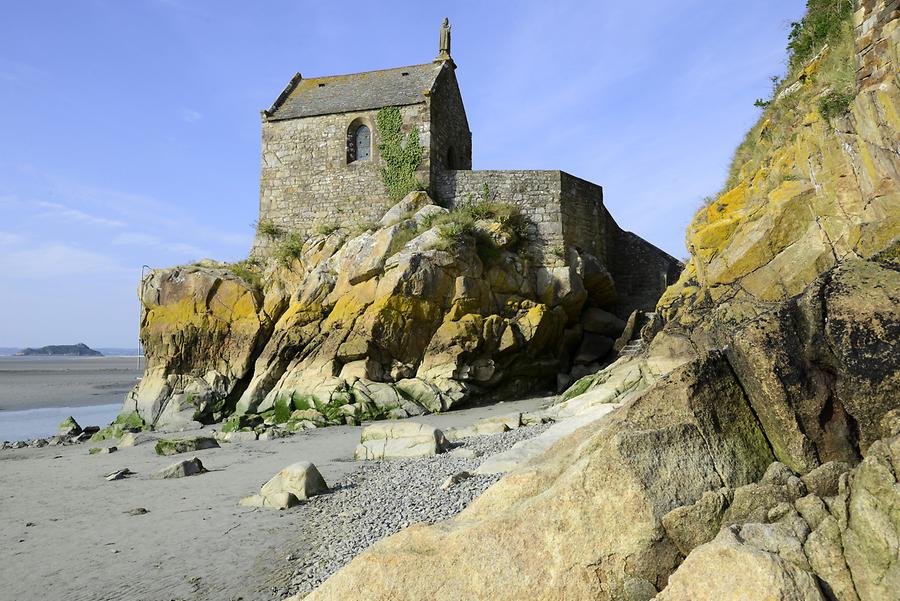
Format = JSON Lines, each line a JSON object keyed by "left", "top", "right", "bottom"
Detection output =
{"left": 354, "top": 422, "right": 450, "bottom": 460}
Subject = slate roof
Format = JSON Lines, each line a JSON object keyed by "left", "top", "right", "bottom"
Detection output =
{"left": 266, "top": 63, "right": 444, "bottom": 121}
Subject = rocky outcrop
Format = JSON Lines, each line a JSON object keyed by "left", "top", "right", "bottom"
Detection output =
{"left": 123, "top": 265, "right": 274, "bottom": 428}
{"left": 658, "top": 432, "right": 900, "bottom": 601}
{"left": 308, "top": 353, "right": 775, "bottom": 600}
{"left": 306, "top": 3, "right": 900, "bottom": 600}
{"left": 128, "top": 192, "right": 670, "bottom": 430}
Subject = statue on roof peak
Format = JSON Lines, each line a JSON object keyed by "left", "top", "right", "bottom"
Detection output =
{"left": 438, "top": 18, "right": 452, "bottom": 61}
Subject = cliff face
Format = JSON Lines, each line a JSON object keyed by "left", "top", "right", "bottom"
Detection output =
{"left": 125, "top": 191, "right": 676, "bottom": 431}
{"left": 306, "top": 2, "right": 900, "bottom": 600}
{"left": 660, "top": 0, "right": 898, "bottom": 318}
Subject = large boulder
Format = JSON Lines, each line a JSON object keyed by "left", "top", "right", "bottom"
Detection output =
{"left": 249, "top": 462, "right": 327, "bottom": 508}
{"left": 715, "top": 257, "right": 900, "bottom": 472}
{"left": 240, "top": 461, "right": 328, "bottom": 509}
{"left": 58, "top": 416, "right": 82, "bottom": 437}
{"left": 354, "top": 422, "right": 450, "bottom": 460}
{"left": 581, "top": 307, "right": 627, "bottom": 336}
{"left": 655, "top": 527, "right": 827, "bottom": 601}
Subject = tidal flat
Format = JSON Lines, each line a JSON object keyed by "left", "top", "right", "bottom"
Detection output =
{"left": 0, "top": 357, "right": 142, "bottom": 441}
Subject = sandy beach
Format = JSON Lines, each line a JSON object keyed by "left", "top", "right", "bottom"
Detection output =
{"left": 0, "top": 357, "right": 143, "bottom": 412}
{"left": 0, "top": 396, "right": 549, "bottom": 601}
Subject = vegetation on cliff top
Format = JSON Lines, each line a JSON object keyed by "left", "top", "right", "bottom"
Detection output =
{"left": 724, "top": 0, "right": 855, "bottom": 194}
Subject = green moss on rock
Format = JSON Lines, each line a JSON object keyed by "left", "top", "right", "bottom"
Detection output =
{"left": 154, "top": 436, "right": 219, "bottom": 456}
{"left": 90, "top": 412, "right": 147, "bottom": 442}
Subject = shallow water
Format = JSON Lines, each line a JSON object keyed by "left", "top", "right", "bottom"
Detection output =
{"left": 0, "top": 356, "right": 141, "bottom": 440}
{"left": 0, "top": 403, "right": 121, "bottom": 442}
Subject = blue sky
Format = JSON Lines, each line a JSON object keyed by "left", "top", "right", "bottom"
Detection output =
{"left": 0, "top": 0, "right": 807, "bottom": 347}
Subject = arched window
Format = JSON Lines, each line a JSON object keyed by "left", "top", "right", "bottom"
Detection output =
{"left": 347, "top": 123, "right": 371, "bottom": 163}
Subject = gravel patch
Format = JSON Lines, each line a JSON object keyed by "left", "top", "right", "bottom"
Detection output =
{"left": 264, "top": 423, "right": 551, "bottom": 599}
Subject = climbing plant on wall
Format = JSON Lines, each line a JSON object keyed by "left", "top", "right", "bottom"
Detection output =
{"left": 376, "top": 106, "right": 424, "bottom": 201}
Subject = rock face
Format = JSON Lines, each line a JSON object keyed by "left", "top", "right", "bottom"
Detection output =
{"left": 658, "top": 433, "right": 900, "bottom": 601}
{"left": 306, "top": 3, "right": 900, "bottom": 600}
{"left": 122, "top": 264, "right": 273, "bottom": 428}
{"left": 655, "top": 527, "right": 828, "bottom": 601}
{"left": 309, "top": 354, "right": 776, "bottom": 600}
{"left": 126, "top": 190, "right": 675, "bottom": 430}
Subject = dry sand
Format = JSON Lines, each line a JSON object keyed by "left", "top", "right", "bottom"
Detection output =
{"left": 0, "top": 396, "right": 548, "bottom": 601}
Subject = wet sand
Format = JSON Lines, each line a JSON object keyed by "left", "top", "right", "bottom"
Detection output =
{"left": 0, "top": 357, "right": 143, "bottom": 412}
{"left": 0, "top": 396, "right": 549, "bottom": 601}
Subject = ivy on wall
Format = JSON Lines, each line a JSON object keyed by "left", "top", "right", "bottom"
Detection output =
{"left": 376, "top": 106, "right": 424, "bottom": 201}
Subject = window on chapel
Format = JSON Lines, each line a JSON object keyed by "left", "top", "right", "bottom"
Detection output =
{"left": 348, "top": 124, "right": 371, "bottom": 163}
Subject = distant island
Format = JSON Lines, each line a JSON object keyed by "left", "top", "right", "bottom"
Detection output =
{"left": 15, "top": 343, "right": 103, "bottom": 357}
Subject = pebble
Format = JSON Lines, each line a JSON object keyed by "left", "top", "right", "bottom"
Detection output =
{"left": 278, "top": 423, "right": 551, "bottom": 598}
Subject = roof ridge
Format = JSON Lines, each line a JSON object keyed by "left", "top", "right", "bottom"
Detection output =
{"left": 266, "top": 62, "right": 446, "bottom": 121}
{"left": 302, "top": 62, "right": 438, "bottom": 82}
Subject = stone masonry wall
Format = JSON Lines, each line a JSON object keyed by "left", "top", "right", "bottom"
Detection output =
{"left": 606, "top": 211, "right": 683, "bottom": 314}
{"left": 254, "top": 103, "right": 430, "bottom": 252}
{"left": 435, "top": 170, "right": 610, "bottom": 270}
{"left": 429, "top": 67, "right": 472, "bottom": 178}
{"left": 559, "top": 173, "right": 607, "bottom": 263}
{"left": 434, "top": 170, "right": 567, "bottom": 267}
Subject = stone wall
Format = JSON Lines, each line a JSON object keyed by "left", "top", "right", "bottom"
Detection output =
{"left": 429, "top": 67, "right": 472, "bottom": 178}
{"left": 434, "top": 170, "right": 568, "bottom": 267}
{"left": 254, "top": 103, "right": 430, "bottom": 252}
{"left": 434, "top": 170, "right": 614, "bottom": 271}
{"left": 559, "top": 173, "right": 607, "bottom": 263}
{"left": 607, "top": 213, "right": 682, "bottom": 314}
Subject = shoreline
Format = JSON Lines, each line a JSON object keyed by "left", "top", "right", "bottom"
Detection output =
{"left": 0, "top": 395, "right": 551, "bottom": 601}
{"left": 0, "top": 356, "right": 142, "bottom": 413}
{"left": 0, "top": 402, "right": 122, "bottom": 443}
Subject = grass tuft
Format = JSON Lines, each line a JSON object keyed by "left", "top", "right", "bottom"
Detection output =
{"left": 274, "top": 232, "right": 306, "bottom": 268}
{"left": 254, "top": 220, "right": 282, "bottom": 238}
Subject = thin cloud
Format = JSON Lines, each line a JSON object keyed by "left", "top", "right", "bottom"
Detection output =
{"left": 0, "top": 244, "right": 129, "bottom": 279}
{"left": 16, "top": 167, "right": 250, "bottom": 249}
{"left": 34, "top": 201, "right": 126, "bottom": 228}
{"left": 112, "top": 231, "right": 210, "bottom": 258}
{"left": 0, "top": 232, "right": 24, "bottom": 245}
{"left": 0, "top": 58, "right": 44, "bottom": 86}
{"left": 112, "top": 232, "right": 161, "bottom": 246}
{"left": 179, "top": 107, "right": 203, "bottom": 123}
